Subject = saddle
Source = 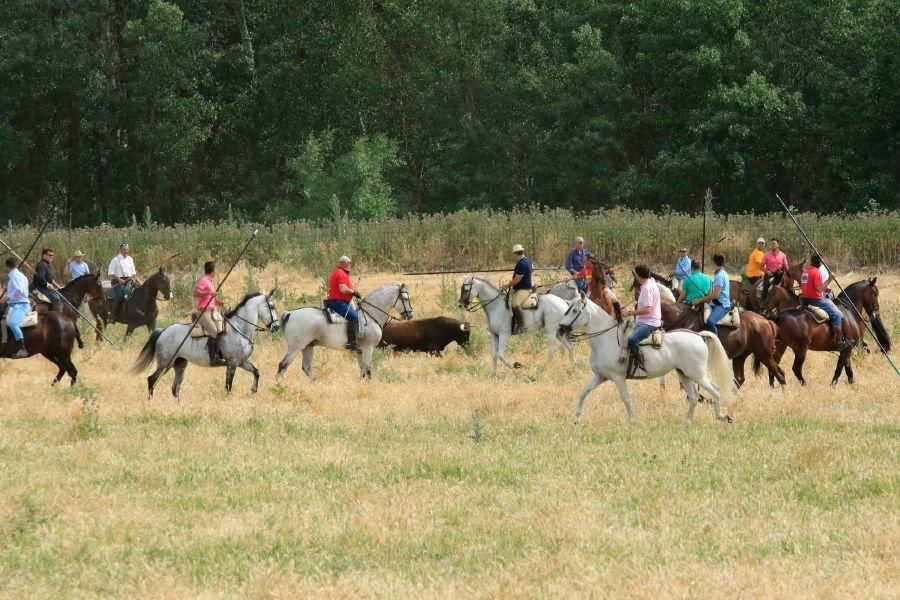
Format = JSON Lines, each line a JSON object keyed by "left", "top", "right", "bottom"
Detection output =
{"left": 620, "top": 321, "right": 664, "bottom": 379}
{"left": 323, "top": 308, "right": 348, "bottom": 324}
{"left": 703, "top": 304, "right": 741, "bottom": 329}
{"left": 188, "top": 311, "right": 225, "bottom": 338}
{"left": 1, "top": 310, "right": 39, "bottom": 345}
{"left": 31, "top": 290, "right": 51, "bottom": 303}
{"left": 803, "top": 305, "right": 830, "bottom": 324}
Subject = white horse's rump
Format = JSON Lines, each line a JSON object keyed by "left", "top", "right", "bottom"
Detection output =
{"left": 277, "top": 283, "right": 413, "bottom": 380}
{"left": 558, "top": 295, "right": 735, "bottom": 427}
{"left": 131, "top": 291, "right": 280, "bottom": 398}
{"left": 458, "top": 276, "right": 574, "bottom": 375}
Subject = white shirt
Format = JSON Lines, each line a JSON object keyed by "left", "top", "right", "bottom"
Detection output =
{"left": 108, "top": 253, "right": 136, "bottom": 279}
{"left": 819, "top": 265, "right": 830, "bottom": 281}
{"left": 5, "top": 267, "right": 30, "bottom": 305}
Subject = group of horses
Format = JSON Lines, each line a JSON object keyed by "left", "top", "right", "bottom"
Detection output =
{"left": 3, "top": 260, "right": 890, "bottom": 426}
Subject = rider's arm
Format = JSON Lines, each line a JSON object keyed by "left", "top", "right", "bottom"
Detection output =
{"left": 677, "top": 287, "right": 687, "bottom": 303}
{"left": 693, "top": 285, "right": 722, "bottom": 305}
{"left": 625, "top": 305, "right": 654, "bottom": 317}
{"left": 503, "top": 274, "right": 524, "bottom": 290}
{"left": 338, "top": 283, "right": 355, "bottom": 295}
{"left": 816, "top": 273, "right": 835, "bottom": 292}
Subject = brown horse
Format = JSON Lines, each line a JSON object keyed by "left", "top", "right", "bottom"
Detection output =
{"left": 89, "top": 269, "right": 173, "bottom": 339}
{"left": 658, "top": 301, "right": 786, "bottom": 387}
{"left": 728, "top": 259, "right": 805, "bottom": 311}
{"left": 33, "top": 273, "right": 104, "bottom": 349}
{"left": 760, "top": 277, "right": 888, "bottom": 386}
{"left": 0, "top": 311, "right": 79, "bottom": 385}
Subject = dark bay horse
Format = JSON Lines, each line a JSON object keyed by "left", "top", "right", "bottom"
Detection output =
{"left": 89, "top": 269, "right": 173, "bottom": 339}
{"left": 760, "top": 277, "right": 888, "bottom": 386}
{"left": 1, "top": 311, "right": 78, "bottom": 385}
{"left": 33, "top": 273, "right": 104, "bottom": 349}
{"left": 658, "top": 301, "right": 786, "bottom": 387}
{"left": 728, "top": 260, "right": 805, "bottom": 311}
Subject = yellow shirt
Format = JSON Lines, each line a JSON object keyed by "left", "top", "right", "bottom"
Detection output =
{"left": 746, "top": 248, "right": 765, "bottom": 278}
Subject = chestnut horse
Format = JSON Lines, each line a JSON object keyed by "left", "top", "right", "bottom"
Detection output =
{"left": 728, "top": 259, "right": 805, "bottom": 312}
{"left": 0, "top": 311, "right": 79, "bottom": 385}
{"left": 33, "top": 273, "right": 104, "bottom": 349}
{"left": 760, "top": 277, "right": 888, "bottom": 386}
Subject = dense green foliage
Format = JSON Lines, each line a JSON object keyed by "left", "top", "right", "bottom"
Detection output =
{"left": 1, "top": 0, "right": 897, "bottom": 226}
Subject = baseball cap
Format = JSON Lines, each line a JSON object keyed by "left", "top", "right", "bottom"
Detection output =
{"left": 756, "top": 237, "right": 765, "bottom": 244}
{"left": 338, "top": 255, "right": 352, "bottom": 263}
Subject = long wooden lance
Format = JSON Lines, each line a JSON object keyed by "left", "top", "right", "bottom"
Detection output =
{"left": 776, "top": 194, "right": 897, "bottom": 375}
{"left": 0, "top": 237, "right": 121, "bottom": 350}
{"left": 159, "top": 229, "right": 259, "bottom": 377}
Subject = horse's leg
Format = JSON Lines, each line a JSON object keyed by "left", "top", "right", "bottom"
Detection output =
{"left": 562, "top": 334, "right": 575, "bottom": 367}
{"left": 171, "top": 357, "right": 187, "bottom": 400}
{"left": 732, "top": 352, "right": 749, "bottom": 389}
{"left": 74, "top": 326, "right": 84, "bottom": 350}
{"left": 66, "top": 360, "right": 77, "bottom": 385}
{"left": 693, "top": 376, "right": 731, "bottom": 424}
{"left": 358, "top": 345, "right": 374, "bottom": 379}
{"left": 844, "top": 355, "right": 854, "bottom": 384}
{"left": 490, "top": 333, "right": 500, "bottom": 375}
{"left": 831, "top": 348, "right": 852, "bottom": 387}
{"left": 125, "top": 324, "right": 135, "bottom": 339}
{"left": 277, "top": 344, "right": 301, "bottom": 377}
{"left": 611, "top": 377, "right": 636, "bottom": 424}
{"left": 47, "top": 355, "right": 65, "bottom": 387}
{"left": 677, "top": 372, "right": 700, "bottom": 427}
{"left": 301, "top": 346, "right": 315, "bottom": 380}
{"left": 238, "top": 360, "right": 260, "bottom": 394}
{"left": 791, "top": 346, "right": 808, "bottom": 385}
{"left": 147, "top": 366, "right": 165, "bottom": 399}
{"left": 495, "top": 332, "right": 517, "bottom": 370}
{"left": 573, "top": 373, "right": 604, "bottom": 425}
{"left": 225, "top": 365, "right": 237, "bottom": 393}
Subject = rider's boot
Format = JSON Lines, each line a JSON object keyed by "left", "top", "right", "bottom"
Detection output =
{"left": 13, "top": 339, "right": 28, "bottom": 359}
{"left": 345, "top": 320, "right": 361, "bottom": 353}
{"left": 832, "top": 323, "right": 852, "bottom": 350}
{"left": 110, "top": 298, "right": 124, "bottom": 323}
{"left": 207, "top": 336, "right": 226, "bottom": 366}
{"left": 512, "top": 307, "right": 525, "bottom": 334}
{"left": 627, "top": 347, "right": 647, "bottom": 378}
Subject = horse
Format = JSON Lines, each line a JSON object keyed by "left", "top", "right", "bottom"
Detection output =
{"left": 558, "top": 294, "right": 735, "bottom": 427}
{"left": 131, "top": 290, "right": 280, "bottom": 399}
{"left": 458, "top": 276, "right": 574, "bottom": 375}
{"left": 0, "top": 311, "right": 79, "bottom": 385}
{"left": 760, "top": 277, "right": 887, "bottom": 386}
{"left": 89, "top": 268, "right": 174, "bottom": 339}
{"left": 655, "top": 301, "right": 785, "bottom": 387}
{"left": 33, "top": 272, "right": 104, "bottom": 349}
{"left": 729, "top": 260, "right": 804, "bottom": 311}
{"left": 277, "top": 283, "right": 413, "bottom": 380}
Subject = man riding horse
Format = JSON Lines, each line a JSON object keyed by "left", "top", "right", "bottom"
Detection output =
{"left": 32, "top": 248, "right": 62, "bottom": 312}
{"left": 500, "top": 244, "right": 533, "bottom": 334}
{"left": 194, "top": 261, "right": 227, "bottom": 366}
{"left": 4, "top": 257, "right": 30, "bottom": 358}
{"left": 325, "top": 255, "right": 363, "bottom": 352}
{"left": 801, "top": 255, "right": 852, "bottom": 350}
{"left": 108, "top": 242, "right": 137, "bottom": 323}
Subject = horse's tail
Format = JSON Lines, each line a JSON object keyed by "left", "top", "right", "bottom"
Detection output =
{"left": 752, "top": 319, "right": 779, "bottom": 376}
{"left": 130, "top": 328, "right": 163, "bottom": 374}
{"left": 698, "top": 331, "right": 736, "bottom": 399}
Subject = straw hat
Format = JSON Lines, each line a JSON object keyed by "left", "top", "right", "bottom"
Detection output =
{"left": 511, "top": 244, "right": 525, "bottom": 253}
{"left": 574, "top": 236, "right": 584, "bottom": 244}
{"left": 73, "top": 250, "right": 85, "bottom": 258}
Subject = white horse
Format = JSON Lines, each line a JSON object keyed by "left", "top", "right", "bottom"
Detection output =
{"left": 458, "top": 276, "right": 574, "bottom": 375}
{"left": 548, "top": 280, "right": 578, "bottom": 301}
{"left": 277, "top": 283, "right": 413, "bottom": 380}
{"left": 558, "top": 294, "right": 735, "bottom": 427}
{"left": 131, "top": 290, "right": 280, "bottom": 399}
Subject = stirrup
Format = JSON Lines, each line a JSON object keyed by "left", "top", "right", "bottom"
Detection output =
{"left": 345, "top": 342, "right": 362, "bottom": 353}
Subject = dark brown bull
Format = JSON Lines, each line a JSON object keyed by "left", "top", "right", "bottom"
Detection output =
{"left": 378, "top": 316, "right": 471, "bottom": 356}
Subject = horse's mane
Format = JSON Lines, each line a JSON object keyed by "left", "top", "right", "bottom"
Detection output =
{"left": 61, "top": 273, "right": 94, "bottom": 289}
{"left": 650, "top": 272, "right": 672, "bottom": 287}
{"left": 227, "top": 292, "right": 264, "bottom": 317}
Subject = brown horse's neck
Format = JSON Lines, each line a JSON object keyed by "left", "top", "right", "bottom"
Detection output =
{"left": 660, "top": 301, "right": 703, "bottom": 331}
{"left": 60, "top": 276, "right": 96, "bottom": 308}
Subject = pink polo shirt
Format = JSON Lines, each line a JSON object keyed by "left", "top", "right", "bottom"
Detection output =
{"left": 636, "top": 280, "right": 662, "bottom": 327}
{"left": 762, "top": 250, "right": 788, "bottom": 273}
{"left": 195, "top": 274, "right": 220, "bottom": 310}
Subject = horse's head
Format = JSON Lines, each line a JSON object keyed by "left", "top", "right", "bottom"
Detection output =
{"left": 393, "top": 283, "right": 414, "bottom": 320}
{"left": 83, "top": 271, "right": 104, "bottom": 301}
{"left": 458, "top": 276, "right": 475, "bottom": 308}
{"left": 759, "top": 274, "right": 791, "bottom": 316}
{"left": 785, "top": 259, "right": 806, "bottom": 288}
{"left": 558, "top": 292, "right": 588, "bottom": 336}
{"left": 257, "top": 288, "right": 280, "bottom": 333}
{"left": 842, "top": 278, "right": 890, "bottom": 351}
{"left": 147, "top": 268, "right": 174, "bottom": 300}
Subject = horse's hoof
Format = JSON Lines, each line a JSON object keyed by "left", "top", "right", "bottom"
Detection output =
{"left": 724, "top": 415, "right": 733, "bottom": 423}
{"left": 77, "top": 341, "right": 84, "bottom": 349}
{"left": 513, "top": 362, "right": 523, "bottom": 369}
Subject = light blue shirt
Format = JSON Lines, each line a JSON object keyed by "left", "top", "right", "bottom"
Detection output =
{"left": 5, "top": 268, "right": 30, "bottom": 305}
{"left": 713, "top": 268, "right": 731, "bottom": 308}
{"left": 675, "top": 255, "right": 691, "bottom": 279}
{"left": 68, "top": 260, "right": 90, "bottom": 279}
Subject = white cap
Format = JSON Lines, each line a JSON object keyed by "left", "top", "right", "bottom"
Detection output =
{"left": 756, "top": 237, "right": 765, "bottom": 243}
{"left": 511, "top": 244, "right": 525, "bottom": 253}
{"left": 338, "top": 255, "right": 352, "bottom": 263}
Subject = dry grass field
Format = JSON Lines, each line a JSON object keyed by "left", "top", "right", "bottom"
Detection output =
{"left": 1, "top": 265, "right": 898, "bottom": 598}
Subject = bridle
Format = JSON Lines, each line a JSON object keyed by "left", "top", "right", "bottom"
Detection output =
{"left": 459, "top": 279, "right": 502, "bottom": 313}
{"left": 223, "top": 295, "right": 279, "bottom": 343}
{"left": 359, "top": 284, "right": 412, "bottom": 325}
{"left": 559, "top": 296, "right": 623, "bottom": 343}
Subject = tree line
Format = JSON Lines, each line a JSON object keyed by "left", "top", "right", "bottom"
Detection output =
{"left": 1, "top": 0, "right": 897, "bottom": 227}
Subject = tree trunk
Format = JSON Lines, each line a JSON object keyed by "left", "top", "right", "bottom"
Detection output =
{"left": 233, "top": 0, "right": 255, "bottom": 72}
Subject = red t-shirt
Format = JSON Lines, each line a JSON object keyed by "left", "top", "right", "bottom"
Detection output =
{"left": 327, "top": 268, "right": 353, "bottom": 302}
{"left": 575, "top": 264, "right": 593, "bottom": 279}
{"left": 800, "top": 266, "right": 823, "bottom": 300}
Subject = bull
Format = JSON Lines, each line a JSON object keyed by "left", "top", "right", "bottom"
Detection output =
{"left": 378, "top": 316, "right": 471, "bottom": 356}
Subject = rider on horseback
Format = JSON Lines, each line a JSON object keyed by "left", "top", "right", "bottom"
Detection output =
{"left": 32, "top": 248, "right": 62, "bottom": 312}
{"left": 621, "top": 264, "right": 661, "bottom": 375}
{"left": 108, "top": 242, "right": 136, "bottom": 323}
{"left": 692, "top": 254, "right": 731, "bottom": 335}
{"left": 678, "top": 259, "right": 711, "bottom": 307}
{"left": 194, "top": 261, "right": 227, "bottom": 366}
{"left": 326, "top": 256, "right": 362, "bottom": 353}
{"left": 801, "top": 255, "right": 852, "bottom": 350}
{"left": 500, "top": 244, "right": 532, "bottom": 334}
{"left": 4, "top": 257, "right": 30, "bottom": 358}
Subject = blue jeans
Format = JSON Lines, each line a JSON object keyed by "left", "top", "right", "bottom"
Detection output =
{"left": 6, "top": 303, "right": 29, "bottom": 341}
{"left": 574, "top": 277, "right": 587, "bottom": 293}
{"left": 628, "top": 323, "right": 659, "bottom": 350}
{"left": 706, "top": 302, "right": 730, "bottom": 335}
{"left": 37, "top": 287, "right": 62, "bottom": 310}
{"left": 325, "top": 299, "right": 358, "bottom": 322}
{"left": 803, "top": 298, "right": 842, "bottom": 324}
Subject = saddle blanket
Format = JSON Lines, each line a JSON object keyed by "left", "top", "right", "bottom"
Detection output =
{"left": 31, "top": 290, "right": 51, "bottom": 303}
{"left": 188, "top": 311, "right": 225, "bottom": 338}
{"left": 805, "top": 305, "right": 830, "bottom": 324}
{"left": 1, "top": 311, "right": 39, "bottom": 344}
{"left": 703, "top": 304, "right": 742, "bottom": 328}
